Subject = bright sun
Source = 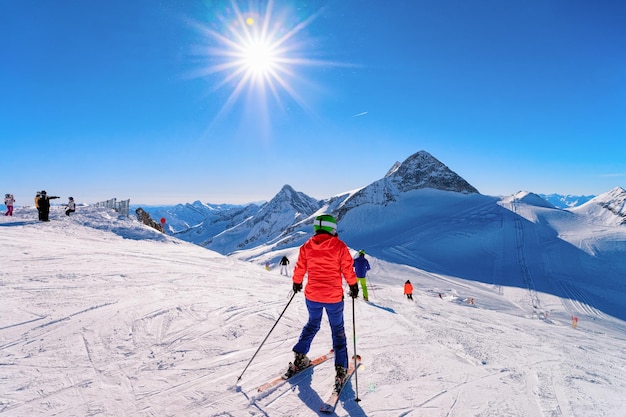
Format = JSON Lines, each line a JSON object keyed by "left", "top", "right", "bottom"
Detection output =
{"left": 240, "top": 38, "right": 278, "bottom": 77}
{"left": 195, "top": 0, "right": 325, "bottom": 117}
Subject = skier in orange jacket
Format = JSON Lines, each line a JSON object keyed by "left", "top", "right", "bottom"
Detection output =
{"left": 404, "top": 280, "right": 414, "bottom": 300}
{"left": 289, "top": 214, "right": 358, "bottom": 388}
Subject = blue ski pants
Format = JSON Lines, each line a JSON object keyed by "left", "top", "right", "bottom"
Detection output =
{"left": 293, "top": 299, "right": 348, "bottom": 368}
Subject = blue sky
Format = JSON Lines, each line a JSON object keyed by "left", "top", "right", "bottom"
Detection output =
{"left": 2, "top": 0, "right": 625, "bottom": 205}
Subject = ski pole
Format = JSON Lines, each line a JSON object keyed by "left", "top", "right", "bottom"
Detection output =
{"left": 367, "top": 274, "right": 377, "bottom": 298}
{"left": 237, "top": 291, "right": 296, "bottom": 382}
{"left": 352, "top": 296, "right": 361, "bottom": 402}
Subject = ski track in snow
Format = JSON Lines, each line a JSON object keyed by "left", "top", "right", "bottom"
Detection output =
{"left": 1, "top": 206, "right": 626, "bottom": 416}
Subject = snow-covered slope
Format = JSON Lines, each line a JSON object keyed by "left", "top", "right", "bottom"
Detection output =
{"left": 2, "top": 205, "right": 626, "bottom": 416}
{"left": 503, "top": 191, "right": 556, "bottom": 209}
{"left": 569, "top": 186, "right": 626, "bottom": 226}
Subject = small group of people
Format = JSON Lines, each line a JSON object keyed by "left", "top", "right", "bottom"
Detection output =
{"left": 3, "top": 191, "right": 76, "bottom": 220}
{"left": 34, "top": 191, "right": 75, "bottom": 221}
{"left": 35, "top": 190, "right": 60, "bottom": 221}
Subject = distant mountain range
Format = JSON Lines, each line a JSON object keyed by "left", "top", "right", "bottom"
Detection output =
{"left": 538, "top": 193, "right": 595, "bottom": 208}
{"left": 142, "top": 151, "right": 620, "bottom": 252}
{"left": 140, "top": 150, "right": 626, "bottom": 320}
{"left": 142, "top": 150, "right": 483, "bottom": 251}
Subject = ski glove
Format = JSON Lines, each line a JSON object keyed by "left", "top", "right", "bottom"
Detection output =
{"left": 293, "top": 283, "right": 303, "bottom": 293}
{"left": 349, "top": 283, "right": 359, "bottom": 298}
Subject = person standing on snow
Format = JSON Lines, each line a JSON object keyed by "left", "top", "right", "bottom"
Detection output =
{"left": 65, "top": 197, "right": 76, "bottom": 216}
{"left": 279, "top": 256, "right": 290, "bottom": 276}
{"left": 37, "top": 190, "right": 60, "bottom": 222}
{"left": 289, "top": 214, "right": 359, "bottom": 389}
{"left": 353, "top": 249, "right": 371, "bottom": 301}
{"left": 4, "top": 194, "right": 15, "bottom": 216}
{"left": 404, "top": 280, "right": 414, "bottom": 300}
{"left": 35, "top": 191, "right": 42, "bottom": 220}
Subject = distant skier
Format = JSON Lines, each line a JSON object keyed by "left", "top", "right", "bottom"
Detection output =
{"left": 65, "top": 197, "right": 76, "bottom": 216}
{"left": 37, "top": 190, "right": 60, "bottom": 222}
{"left": 404, "top": 280, "right": 413, "bottom": 300}
{"left": 353, "top": 249, "right": 371, "bottom": 301}
{"left": 279, "top": 256, "right": 290, "bottom": 276}
{"left": 4, "top": 193, "right": 15, "bottom": 216}
{"left": 290, "top": 214, "right": 359, "bottom": 390}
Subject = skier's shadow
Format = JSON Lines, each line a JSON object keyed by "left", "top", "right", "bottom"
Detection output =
{"left": 287, "top": 371, "right": 324, "bottom": 414}
{"left": 364, "top": 301, "right": 396, "bottom": 314}
{"left": 289, "top": 373, "right": 367, "bottom": 416}
{"left": 337, "top": 383, "right": 367, "bottom": 417}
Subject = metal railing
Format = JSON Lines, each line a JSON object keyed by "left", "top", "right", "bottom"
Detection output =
{"left": 94, "top": 198, "right": 130, "bottom": 217}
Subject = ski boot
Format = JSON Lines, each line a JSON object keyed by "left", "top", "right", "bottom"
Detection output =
{"left": 284, "top": 352, "right": 311, "bottom": 378}
{"left": 334, "top": 365, "right": 348, "bottom": 392}
{"left": 294, "top": 352, "right": 311, "bottom": 369}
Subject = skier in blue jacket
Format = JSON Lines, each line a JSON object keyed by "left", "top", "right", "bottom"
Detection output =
{"left": 353, "top": 250, "right": 371, "bottom": 301}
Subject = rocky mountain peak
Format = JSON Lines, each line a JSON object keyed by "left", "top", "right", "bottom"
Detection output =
{"left": 333, "top": 151, "right": 479, "bottom": 219}
{"left": 576, "top": 186, "right": 626, "bottom": 225}
{"left": 385, "top": 150, "right": 479, "bottom": 194}
{"left": 259, "top": 184, "right": 320, "bottom": 216}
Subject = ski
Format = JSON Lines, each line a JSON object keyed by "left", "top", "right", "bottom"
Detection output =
{"left": 257, "top": 350, "right": 334, "bottom": 393}
{"left": 320, "top": 355, "right": 362, "bottom": 413}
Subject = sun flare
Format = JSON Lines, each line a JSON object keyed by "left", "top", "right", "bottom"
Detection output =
{"left": 240, "top": 38, "right": 278, "bottom": 77}
{"left": 195, "top": 0, "right": 327, "bottom": 118}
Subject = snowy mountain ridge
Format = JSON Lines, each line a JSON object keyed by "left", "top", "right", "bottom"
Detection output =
{"left": 146, "top": 152, "right": 624, "bottom": 267}
{"left": 570, "top": 186, "right": 626, "bottom": 226}
{"left": 204, "top": 184, "right": 322, "bottom": 254}
{"left": 197, "top": 150, "right": 485, "bottom": 258}
{"left": 149, "top": 151, "right": 484, "bottom": 252}
{"left": 502, "top": 191, "right": 556, "bottom": 209}
{"left": 539, "top": 192, "right": 595, "bottom": 208}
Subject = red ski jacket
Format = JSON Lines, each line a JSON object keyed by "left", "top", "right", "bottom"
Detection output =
{"left": 404, "top": 282, "right": 413, "bottom": 295}
{"left": 293, "top": 233, "right": 358, "bottom": 303}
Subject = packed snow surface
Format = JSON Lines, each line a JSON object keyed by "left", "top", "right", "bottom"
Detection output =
{"left": 1, "top": 206, "right": 625, "bottom": 416}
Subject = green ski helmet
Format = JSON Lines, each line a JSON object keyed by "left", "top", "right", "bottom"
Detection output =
{"left": 313, "top": 214, "right": 337, "bottom": 235}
